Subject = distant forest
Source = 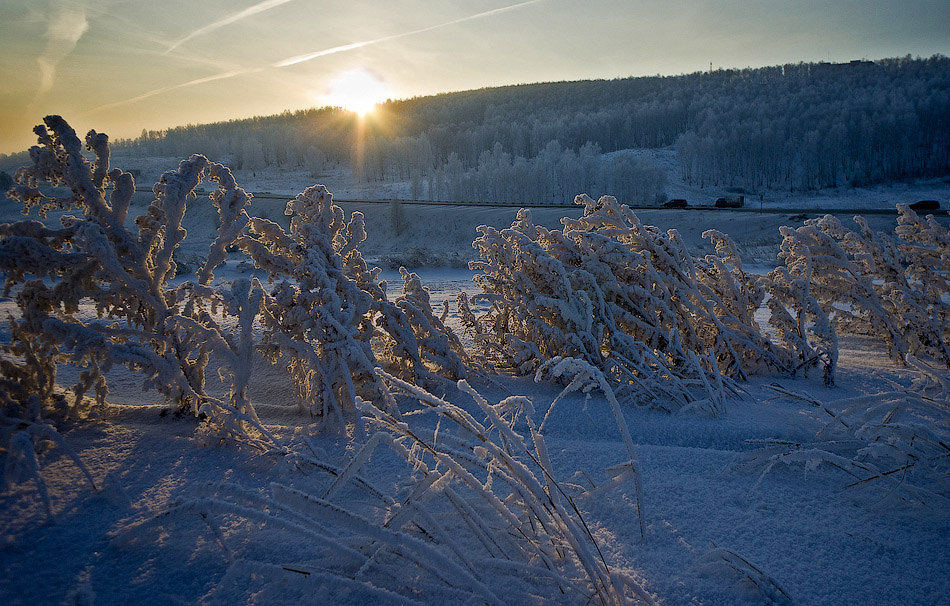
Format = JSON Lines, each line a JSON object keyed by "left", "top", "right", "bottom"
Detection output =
{"left": 117, "top": 55, "right": 949, "bottom": 203}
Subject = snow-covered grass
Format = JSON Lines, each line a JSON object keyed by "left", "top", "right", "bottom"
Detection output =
{"left": 2, "top": 336, "right": 948, "bottom": 605}
{"left": 2, "top": 121, "right": 949, "bottom": 605}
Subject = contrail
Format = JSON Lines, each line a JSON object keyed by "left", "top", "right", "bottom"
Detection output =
{"left": 276, "top": 0, "right": 544, "bottom": 67}
{"left": 272, "top": 41, "right": 373, "bottom": 67}
{"left": 91, "top": 69, "right": 259, "bottom": 113}
{"left": 90, "top": 0, "right": 543, "bottom": 113}
{"left": 164, "top": 0, "right": 296, "bottom": 55}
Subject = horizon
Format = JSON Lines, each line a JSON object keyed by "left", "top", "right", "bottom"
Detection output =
{"left": 2, "top": 0, "right": 949, "bottom": 156}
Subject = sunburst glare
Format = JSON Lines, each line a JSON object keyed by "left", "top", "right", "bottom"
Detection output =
{"left": 325, "top": 68, "right": 390, "bottom": 115}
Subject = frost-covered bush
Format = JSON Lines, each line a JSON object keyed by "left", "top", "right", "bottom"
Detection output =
{"left": 0, "top": 116, "right": 468, "bottom": 441}
{"left": 462, "top": 194, "right": 787, "bottom": 410}
{"left": 1, "top": 116, "right": 277, "bottom": 448}
{"left": 761, "top": 226, "right": 840, "bottom": 384}
{"left": 895, "top": 203, "right": 950, "bottom": 300}
{"left": 391, "top": 266, "right": 467, "bottom": 379}
{"left": 693, "top": 229, "right": 792, "bottom": 379}
{"left": 773, "top": 206, "right": 950, "bottom": 372}
{"left": 864, "top": 206, "right": 949, "bottom": 365}
{"left": 462, "top": 196, "right": 949, "bottom": 401}
{"left": 234, "top": 184, "right": 391, "bottom": 426}
{"left": 235, "top": 184, "right": 466, "bottom": 426}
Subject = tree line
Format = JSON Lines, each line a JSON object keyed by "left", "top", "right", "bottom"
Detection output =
{"left": 112, "top": 55, "right": 950, "bottom": 202}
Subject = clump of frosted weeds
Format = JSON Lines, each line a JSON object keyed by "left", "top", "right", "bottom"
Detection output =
{"left": 729, "top": 384, "right": 950, "bottom": 507}
{"left": 235, "top": 183, "right": 467, "bottom": 428}
{"left": 462, "top": 194, "right": 788, "bottom": 411}
{"left": 2, "top": 116, "right": 275, "bottom": 449}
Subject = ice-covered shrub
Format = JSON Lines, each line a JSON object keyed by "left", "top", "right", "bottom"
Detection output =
{"left": 1, "top": 116, "right": 276, "bottom": 448}
{"left": 790, "top": 217, "right": 909, "bottom": 365}
{"left": 693, "top": 229, "right": 792, "bottom": 379}
{"left": 774, "top": 206, "right": 950, "bottom": 372}
{"left": 391, "top": 267, "right": 467, "bottom": 379}
{"left": 868, "top": 206, "right": 949, "bottom": 365}
{"left": 235, "top": 184, "right": 466, "bottom": 426}
{"left": 761, "top": 226, "right": 840, "bottom": 384}
{"left": 234, "top": 184, "right": 391, "bottom": 427}
{"left": 1, "top": 116, "right": 467, "bottom": 441}
{"left": 461, "top": 194, "right": 786, "bottom": 410}
{"left": 895, "top": 203, "right": 950, "bottom": 300}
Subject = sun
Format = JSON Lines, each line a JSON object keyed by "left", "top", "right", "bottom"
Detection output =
{"left": 326, "top": 68, "right": 390, "bottom": 116}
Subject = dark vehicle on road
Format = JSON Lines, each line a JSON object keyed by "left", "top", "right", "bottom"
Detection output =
{"left": 910, "top": 200, "right": 940, "bottom": 211}
{"left": 663, "top": 199, "right": 687, "bottom": 208}
{"left": 715, "top": 195, "right": 745, "bottom": 208}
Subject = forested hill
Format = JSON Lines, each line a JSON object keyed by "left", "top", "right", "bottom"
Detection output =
{"left": 121, "top": 55, "right": 949, "bottom": 203}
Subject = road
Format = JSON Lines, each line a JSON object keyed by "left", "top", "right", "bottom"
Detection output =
{"left": 135, "top": 187, "right": 942, "bottom": 217}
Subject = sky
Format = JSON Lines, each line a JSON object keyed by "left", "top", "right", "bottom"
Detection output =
{"left": 1, "top": 0, "right": 949, "bottom": 155}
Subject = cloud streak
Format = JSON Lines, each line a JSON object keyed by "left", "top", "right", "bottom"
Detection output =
{"left": 35, "top": 4, "right": 90, "bottom": 100}
{"left": 91, "top": 69, "right": 259, "bottom": 113}
{"left": 276, "top": 0, "right": 544, "bottom": 67}
{"left": 91, "top": 0, "right": 543, "bottom": 113}
{"left": 164, "top": 0, "right": 296, "bottom": 55}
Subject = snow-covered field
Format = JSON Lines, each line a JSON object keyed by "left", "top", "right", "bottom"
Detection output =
{"left": 105, "top": 149, "right": 950, "bottom": 213}
{"left": 2, "top": 154, "right": 950, "bottom": 605}
{"left": 101, "top": 150, "right": 950, "bottom": 270}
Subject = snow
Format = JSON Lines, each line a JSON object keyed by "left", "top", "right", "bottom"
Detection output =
{"left": 2, "top": 339, "right": 948, "bottom": 604}
{"left": 100, "top": 150, "right": 950, "bottom": 213}
{"left": 2, "top": 148, "right": 950, "bottom": 605}
{"left": 3, "top": 263, "right": 949, "bottom": 604}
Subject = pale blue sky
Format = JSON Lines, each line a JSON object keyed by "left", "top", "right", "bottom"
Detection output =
{"left": 1, "top": 0, "right": 948, "bottom": 154}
